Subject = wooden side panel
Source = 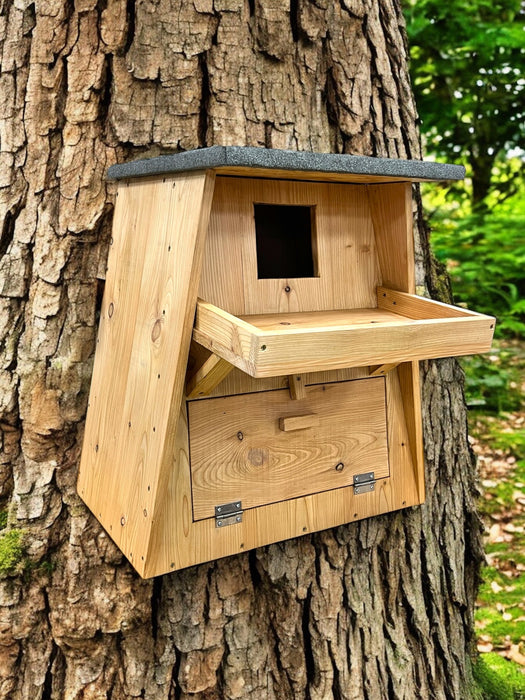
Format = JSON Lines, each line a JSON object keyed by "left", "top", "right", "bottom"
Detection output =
{"left": 377, "top": 286, "right": 495, "bottom": 321}
{"left": 144, "top": 401, "right": 193, "bottom": 576}
{"left": 368, "top": 182, "right": 414, "bottom": 293}
{"left": 397, "top": 361, "right": 425, "bottom": 499}
{"left": 78, "top": 171, "right": 215, "bottom": 573}
{"left": 188, "top": 379, "right": 390, "bottom": 519}
{"left": 199, "top": 177, "right": 381, "bottom": 316}
{"left": 143, "top": 369, "right": 419, "bottom": 577}
{"left": 198, "top": 179, "right": 246, "bottom": 314}
{"left": 368, "top": 186, "right": 425, "bottom": 499}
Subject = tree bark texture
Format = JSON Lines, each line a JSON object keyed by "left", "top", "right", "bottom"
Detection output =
{"left": 0, "top": 1, "right": 484, "bottom": 698}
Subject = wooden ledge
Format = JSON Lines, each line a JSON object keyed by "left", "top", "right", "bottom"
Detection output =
{"left": 192, "top": 287, "right": 495, "bottom": 379}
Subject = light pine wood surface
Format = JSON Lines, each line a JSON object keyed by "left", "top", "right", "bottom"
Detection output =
{"left": 78, "top": 171, "right": 216, "bottom": 574}
{"left": 193, "top": 289, "right": 495, "bottom": 378}
{"left": 78, "top": 169, "right": 492, "bottom": 577}
{"left": 186, "top": 353, "right": 234, "bottom": 398}
{"left": 189, "top": 378, "right": 390, "bottom": 519}
{"left": 199, "top": 176, "right": 381, "bottom": 315}
{"left": 368, "top": 183, "right": 415, "bottom": 292}
{"left": 213, "top": 165, "right": 448, "bottom": 185}
{"left": 143, "top": 367, "right": 420, "bottom": 576}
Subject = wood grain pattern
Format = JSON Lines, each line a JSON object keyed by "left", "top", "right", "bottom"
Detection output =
{"left": 213, "top": 166, "right": 444, "bottom": 185}
{"left": 194, "top": 289, "right": 496, "bottom": 378}
{"left": 384, "top": 364, "right": 421, "bottom": 502}
{"left": 137, "top": 368, "right": 420, "bottom": 576}
{"left": 185, "top": 353, "right": 234, "bottom": 398}
{"left": 288, "top": 374, "right": 306, "bottom": 400}
{"left": 397, "top": 361, "right": 425, "bottom": 499}
{"left": 377, "top": 286, "right": 494, "bottom": 320}
{"left": 199, "top": 176, "right": 381, "bottom": 316}
{"left": 78, "top": 171, "right": 216, "bottom": 573}
{"left": 193, "top": 365, "right": 369, "bottom": 401}
{"left": 279, "top": 414, "right": 320, "bottom": 431}
{"left": 240, "top": 307, "right": 407, "bottom": 330}
{"left": 188, "top": 379, "right": 390, "bottom": 520}
{"left": 368, "top": 183, "right": 415, "bottom": 292}
{"left": 369, "top": 363, "right": 400, "bottom": 376}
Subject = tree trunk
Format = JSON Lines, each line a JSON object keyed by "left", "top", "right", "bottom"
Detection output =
{"left": 0, "top": 1, "right": 483, "bottom": 698}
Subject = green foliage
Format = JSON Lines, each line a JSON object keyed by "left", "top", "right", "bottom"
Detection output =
{"left": 404, "top": 0, "right": 525, "bottom": 207}
{"left": 427, "top": 183, "right": 525, "bottom": 339}
{"left": 462, "top": 344, "right": 524, "bottom": 413}
{"left": 422, "top": 177, "right": 525, "bottom": 414}
{"left": 473, "top": 653, "right": 525, "bottom": 700}
{"left": 0, "top": 529, "right": 25, "bottom": 578}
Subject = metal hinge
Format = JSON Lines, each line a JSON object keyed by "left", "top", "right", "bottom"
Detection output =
{"left": 215, "top": 501, "right": 243, "bottom": 528}
{"left": 353, "top": 471, "right": 376, "bottom": 495}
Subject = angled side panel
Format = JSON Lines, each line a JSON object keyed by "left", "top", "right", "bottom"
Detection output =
{"left": 78, "top": 171, "right": 215, "bottom": 574}
{"left": 368, "top": 183, "right": 414, "bottom": 294}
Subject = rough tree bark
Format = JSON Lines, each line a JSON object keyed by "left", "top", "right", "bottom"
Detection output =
{"left": 0, "top": 1, "right": 484, "bottom": 698}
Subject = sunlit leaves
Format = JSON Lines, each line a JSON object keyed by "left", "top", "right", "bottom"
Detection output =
{"left": 404, "top": 0, "right": 525, "bottom": 206}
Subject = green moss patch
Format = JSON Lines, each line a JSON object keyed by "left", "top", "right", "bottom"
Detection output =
{"left": 474, "top": 653, "right": 525, "bottom": 700}
{"left": 0, "top": 529, "right": 26, "bottom": 577}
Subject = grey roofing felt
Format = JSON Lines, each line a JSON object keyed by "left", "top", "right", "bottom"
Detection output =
{"left": 107, "top": 146, "right": 465, "bottom": 182}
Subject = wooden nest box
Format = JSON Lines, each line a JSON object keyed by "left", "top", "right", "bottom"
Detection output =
{"left": 78, "top": 147, "right": 495, "bottom": 578}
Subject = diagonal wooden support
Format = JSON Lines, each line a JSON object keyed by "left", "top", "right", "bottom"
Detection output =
{"left": 369, "top": 363, "right": 400, "bottom": 377}
{"left": 186, "top": 353, "right": 234, "bottom": 398}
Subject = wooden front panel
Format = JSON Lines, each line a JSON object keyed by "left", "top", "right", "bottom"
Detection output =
{"left": 188, "top": 377, "right": 389, "bottom": 520}
{"left": 199, "top": 176, "right": 381, "bottom": 316}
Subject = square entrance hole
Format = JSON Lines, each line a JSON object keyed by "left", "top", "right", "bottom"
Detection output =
{"left": 254, "top": 204, "right": 317, "bottom": 279}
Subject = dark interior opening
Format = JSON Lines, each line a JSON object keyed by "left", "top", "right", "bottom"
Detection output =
{"left": 254, "top": 204, "right": 317, "bottom": 279}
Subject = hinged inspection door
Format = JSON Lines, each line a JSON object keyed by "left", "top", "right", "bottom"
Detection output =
{"left": 188, "top": 377, "right": 390, "bottom": 521}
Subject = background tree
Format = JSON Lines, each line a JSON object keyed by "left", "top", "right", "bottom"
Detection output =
{"left": 404, "top": 0, "right": 525, "bottom": 211}
{"left": 0, "top": 1, "right": 484, "bottom": 698}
